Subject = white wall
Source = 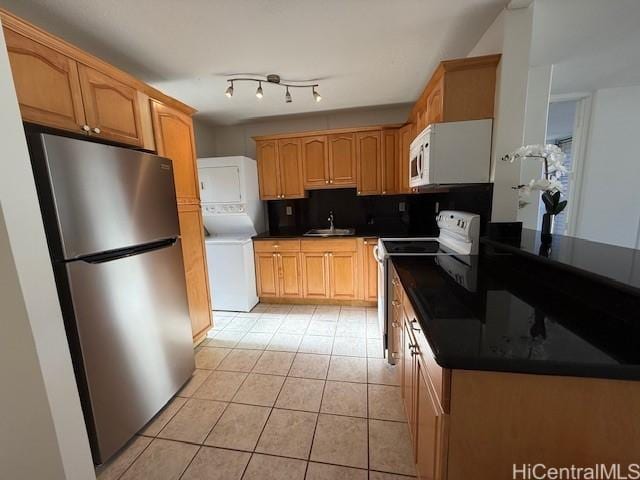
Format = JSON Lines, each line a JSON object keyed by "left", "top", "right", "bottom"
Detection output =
{"left": 574, "top": 85, "right": 640, "bottom": 248}
{"left": 0, "top": 26, "right": 95, "bottom": 480}
{"left": 518, "top": 64, "right": 553, "bottom": 229}
{"left": 194, "top": 103, "right": 412, "bottom": 159}
{"left": 470, "top": 4, "right": 535, "bottom": 222}
{"left": 468, "top": 9, "right": 505, "bottom": 57}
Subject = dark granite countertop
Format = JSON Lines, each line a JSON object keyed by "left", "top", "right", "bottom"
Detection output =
{"left": 392, "top": 254, "right": 640, "bottom": 380}
{"left": 482, "top": 228, "right": 640, "bottom": 297}
{"left": 253, "top": 228, "right": 416, "bottom": 240}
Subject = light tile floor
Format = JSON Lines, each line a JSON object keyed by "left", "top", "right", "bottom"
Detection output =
{"left": 97, "top": 304, "right": 415, "bottom": 480}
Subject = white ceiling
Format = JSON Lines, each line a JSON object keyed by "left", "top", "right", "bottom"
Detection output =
{"left": 530, "top": 0, "right": 640, "bottom": 95}
{"left": 0, "top": 0, "right": 507, "bottom": 125}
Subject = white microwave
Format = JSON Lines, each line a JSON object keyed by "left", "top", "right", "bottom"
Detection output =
{"left": 409, "top": 119, "right": 493, "bottom": 188}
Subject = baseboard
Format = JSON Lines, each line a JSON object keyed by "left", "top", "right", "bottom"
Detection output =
{"left": 259, "top": 297, "right": 377, "bottom": 307}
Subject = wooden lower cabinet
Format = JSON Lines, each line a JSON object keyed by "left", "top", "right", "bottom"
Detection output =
{"left": 301, "top": 252, "right": 330, "bottom": 299}
{"left": 255, "top": 252, "right": 279, "bottom": 298}
{"left": 278, "top": 252, "right": 303, "bottom": 297}
{"left": 328, "top": 251, "right": 358, "bottom": 300}
{"left": 363, "top": 238, "right": 378, "bottom": 302}
{"left": 254, "top": 238, "right": 375, "bottom": 304}
{"left": 177, "top": 204, "right": 212, "bottom": 340}
{"left": 415, "top": 356, "right": 448, "bottom": 480}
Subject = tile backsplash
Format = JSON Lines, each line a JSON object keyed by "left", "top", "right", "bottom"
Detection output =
{"left": 266, "top": 185, "right": 493, "bottom": 236}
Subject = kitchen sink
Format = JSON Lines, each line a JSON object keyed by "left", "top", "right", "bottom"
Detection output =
{"left": 304, "top": 228, "right": 356, "bottom": 237}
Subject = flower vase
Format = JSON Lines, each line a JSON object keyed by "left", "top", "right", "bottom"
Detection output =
{"left": 541, "top": 213, "right": 553, "bottom": 244}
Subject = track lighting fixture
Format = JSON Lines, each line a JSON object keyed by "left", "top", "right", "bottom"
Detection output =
{"left": 313, "top": 87, "right": 322, "bottom": 103}
{"left": 223, "top": 74, "right": 322, "bottom": 103}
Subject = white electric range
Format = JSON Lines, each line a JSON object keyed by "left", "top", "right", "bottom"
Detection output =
{"left": 374, "top": 210, "right": 481, "bottom": 364}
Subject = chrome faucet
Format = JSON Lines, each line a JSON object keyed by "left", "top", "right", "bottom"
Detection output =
{"left": 328, "top": 211, "right": 335, "bottom": 231}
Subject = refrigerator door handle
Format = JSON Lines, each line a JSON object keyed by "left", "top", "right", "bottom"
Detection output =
{"left": 78, "top": 238, "right": 177, "bottom": 264}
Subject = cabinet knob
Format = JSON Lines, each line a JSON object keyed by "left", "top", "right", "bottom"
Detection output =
{"left": 329, "top": 180, "right": 333, "bottom": 184}
{"left": 325, "top": 180, "right": 329, "bottom": 184}
{"left": 392, "top": 300, "right": 400, "bottom": 306}
{"left": 81, "top": 124, "right": 90, "bottom": 132}
{"left": 357, "top": 191, "right": 361, "bottom": 194}
{"left": 92, "top": 127, "right": 101, "bottom": 134}
{"left": 382, "top": 191, "right": 386, "bottom": 194}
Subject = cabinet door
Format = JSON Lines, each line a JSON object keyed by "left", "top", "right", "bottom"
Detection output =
{"left": 302, "top": 135, "right": 329, "bottom": 188}
{"left": 278, "top": 252, "right": 302, "bottom": 298}
{"left": 302, "top": 252, "right": 329, "bottom": 299}
{"left": 426, "top": 80, "right": 444, "bottom": 125}
{"left": 151, "top": 100, "right": 199, "bottom": 203}
{"left": 399, "top": 124, "right": 414, "bottom": 194}
{"left": 255, "top": 252, "right": 279, "bottom": 297}
{"left": 328, "top": 133, "right": 357, "bottom": 186}
{"left": 3, "top": 28, "right": 86, "bottom": 133}
{"left": 415, "top": 358, "right": 447, "bottom": 480}
{"left": 328, "top": 251, "right": 358, "bottom": 300}
{"left": 78, "top": 64, "right": 143, "bottom": 146}
{"left": 177, "top": 204, "right": 212, "bottom": 340}
{"left": 356, "top": 131, "right": 382, "bottom": 195}
{"left": 381, "top": 130, "right": 398, "bottom": 195}
{"left": 402, "top": 319, "right": 417, "bottom": 433}
{"left": 256, "top": 140, "right": 281, "bottom": 200}
{"left": 277, "top": 139, "right": 304, "bottom": 199}
{"left": 363, "top": 239, "right": 378, "bottom": 302}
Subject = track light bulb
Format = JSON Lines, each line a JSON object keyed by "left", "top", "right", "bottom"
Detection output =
{"left": 285, "top": 87, "right": 292, "bottom": 103}
{"left": 256, "top": 81, "right": 263, "bottom": 99}
{"left": 313, "top": 87, "right": 322, "bottom": 103}
{"left": 225, "top": 82, "right": 233, "bottom": 98}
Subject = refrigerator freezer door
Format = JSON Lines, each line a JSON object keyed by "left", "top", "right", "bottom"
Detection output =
{"left": 65, "top": 239, "right": 194, "bottom": 463}
{"left": 39, "top": 134, "right": 180, "bottom": 259}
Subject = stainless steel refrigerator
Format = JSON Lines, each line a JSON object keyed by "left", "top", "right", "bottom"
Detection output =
{"left": 26, "top": 131, "right": 195, "bottom": 464}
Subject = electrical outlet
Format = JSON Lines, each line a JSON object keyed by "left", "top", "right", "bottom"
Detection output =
{"left": 399, "top": 202, "right": 406, "bottom": 212}
{"left": 285, "top": 206, "right": 293, "bottom": 216}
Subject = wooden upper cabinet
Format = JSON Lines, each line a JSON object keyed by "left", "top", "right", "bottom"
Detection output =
{"left": 302, "top": 135, "right": 329, "bottom": 188}
{"left": 277, "top": 139, "right": 304, "bottom": 199}
{"left": 328, "top": 133, "right": 357, "bottom": 186}
{"left": 382, "top": 129, "right": 398, "bottom": 195}
{"left": 409, "top": 54, "right": 500, "bottom": 136}
{"left": 356, "top": 131, "right": 382, "bottom": 195}
{"left": 256, "top": 140, "right": 281, "bottom": 200}
{"left": 177, "top": 204, "right": 212, "bottom": 339}
{"left": 3, "top": 28, "right": 86, "bottom": 133}
{"left": 77, "top": 64, "right": 144, "bottom": 146}
{"left": 426, "top": 78, "right": 444, "bottom": 126}
{"left": 151, "top": 100, "right": 199, "bottom": 203}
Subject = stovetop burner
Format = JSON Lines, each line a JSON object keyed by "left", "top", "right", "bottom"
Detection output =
{"left": 382, "top": 240, "right": 443, "bottom": 255}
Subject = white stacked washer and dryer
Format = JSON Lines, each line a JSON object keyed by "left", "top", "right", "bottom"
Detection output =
{"left": 197, "top": 156, "right": 265, "bottom": 312}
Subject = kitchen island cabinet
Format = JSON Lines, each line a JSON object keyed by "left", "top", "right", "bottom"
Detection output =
{"left": 391, "top": 256, "right": 640, "bottom": 479}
